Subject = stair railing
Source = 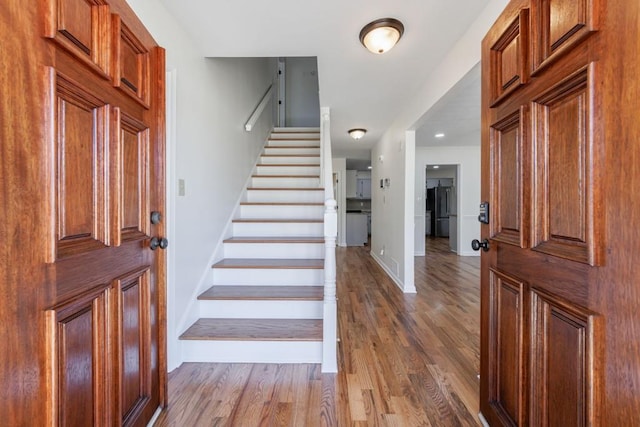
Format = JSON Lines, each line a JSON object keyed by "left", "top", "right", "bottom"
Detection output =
{"left": 244, "top": 84, "right": 273, "bottom": 132}
{"left": 320, "top": 107, "right": 338, "bottom": 373}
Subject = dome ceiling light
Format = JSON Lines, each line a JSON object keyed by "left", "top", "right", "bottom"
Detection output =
{"left": 359, "top": 18, "right": 405, "bottom": 54}
{"left": 348, "top": 128, "right": 367, "bottom": 140}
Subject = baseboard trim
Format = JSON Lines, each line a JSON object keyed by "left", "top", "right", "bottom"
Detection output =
{"left": 370, "top": 251, "right": 417, "bottom": 293}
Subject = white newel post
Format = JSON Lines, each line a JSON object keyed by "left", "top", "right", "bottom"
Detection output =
{"left": 322, "top": 198, "right": 338, "bottom": 373}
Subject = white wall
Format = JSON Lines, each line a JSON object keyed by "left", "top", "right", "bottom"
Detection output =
{"left": 414, "top": 145, "right": 481, "bottom": 256}
{"left": 332, "top": 158, "right": 347, "bottom": 247}
{"left": 127, "top": 0, "right": 277, "bottom": 371}
{"left": 369, "top": 0, "right": 508, "bottom": 293}
{"left": 285, "top": 57, "right": 320, "bottom": 127}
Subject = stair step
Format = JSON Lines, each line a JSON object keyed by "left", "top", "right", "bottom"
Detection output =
{"left": 252, "top": 175, "right": 320, "bottom": 178}
{"left": 260, "top": 155, "right": 320, "bottom": 165}
{"left": 273, "top": 127, "right": 320, "bottom": 133}
{"left": 180, "top": 318, "right": 322, "bottom": 341}
{"left": 199, "top": 285, "right": 323, "bottom": 301}
{"left": 265, "top": 145, "right": 321, "bottom": 149}
{"left": 224, "top": 236, "right": 324, "bottom": 243}
{"left": 240, "top": 202, "right": 323, "bottom": 206}
{"left": 251, "top": 176, "right": 320, "bottom": 188}
{"left": 212, "top": 258, "right": 323, "bottom": 269}
{"left": 233, "top": 219, "right": 323, "bottom": 223}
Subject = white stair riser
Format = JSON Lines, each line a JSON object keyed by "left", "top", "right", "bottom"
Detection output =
{"left": 264, "top": 147, "right": 320, "bottom": 155}
{"left": 273, "top": 127, "right": 320, "bottom": 133}
{"left": 267, "top": 139, "right": 321, "bottom": 147}
{"left": 251, "top": 177, "right": 320, "bottom": 188}
{"left": 239, "top": 204, "right": 323, "bottom": 219}
{"left": 224, "top": 242, "right": 324, "bottom": 259}
{"left": 213, "top": 268, "right": 323, "bottom": 285}
{"left": 181, "top": 340, "right": 322, "bottom": 364}
{"left": 256, "top": 165, "right": 320, "bottom": 175}
{"left": 233, "top": 222, "right": 323, "bottom": 237}
{"left": 260, "top": 156, "right": 320, "bottom": 165}
{"left": 199, "top": 300, "right": 322, "bottom": 319}
{"left": 246, "top": 190, "right": 324, "bottom": 203}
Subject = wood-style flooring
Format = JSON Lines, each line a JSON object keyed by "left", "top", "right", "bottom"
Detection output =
{"left": 154, "top": 237, "right": 481, "bottom": 426}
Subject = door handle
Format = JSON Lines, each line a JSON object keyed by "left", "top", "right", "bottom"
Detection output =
{"left": 471, "top": 238, "right": 490, "bottom": 252}
{"left": 149, "top": 237, "right": 169, "bottom": 250}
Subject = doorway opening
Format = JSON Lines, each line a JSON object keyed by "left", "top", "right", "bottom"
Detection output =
{"left": 425, "top": 164, "right": 458, "bottom": 254}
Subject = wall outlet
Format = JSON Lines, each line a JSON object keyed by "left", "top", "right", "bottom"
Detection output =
{"left": 178, "top": 179, "right": 186, "bottom": 196}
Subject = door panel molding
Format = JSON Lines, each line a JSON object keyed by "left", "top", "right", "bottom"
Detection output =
{"left": 530, "top": 287, "right": 603, "bottom": 426}
{"left": 50, "top": 69, "right": 111, "bottom": 259}
{"left": 487, "top": 268, "right": 528, "bottom": 426}
{"left": 489, "top": 8, "right": 530, "bottom": 107}
{"left": 44, "top": 0, "right": 111, "bottom": 78}
{"left": 490, "top": 107, "right": 531, "bottom": 248}
{"left": 531, "top": 0, "right": 600, "bottom": 74}
{"left": 531, "top": 64, "right": 604, "bottom": 266}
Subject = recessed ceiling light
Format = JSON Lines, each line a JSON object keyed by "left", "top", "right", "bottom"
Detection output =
{"left": 435, "top": 133, "right": 445, "bottom": 138}
{"left": 433, "top": 165, "right": 440, "bottom": 169}
{"left": 367, "top": 166, "right": 372, "bottom": 170}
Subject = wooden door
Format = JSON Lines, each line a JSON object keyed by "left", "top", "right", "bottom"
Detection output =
{"left": 480, "top": 0, "right": 640, "bottom": 425}
{"left": 0, "top": 0, "right": 165, "bottom": 425}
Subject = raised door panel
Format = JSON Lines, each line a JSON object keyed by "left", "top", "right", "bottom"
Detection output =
{"left": 51, "top": 70, "right": 110, "bottom": 259}
{"left": 488, "top": 269, "right": 527, "bottom": 426}
{"left": 46, "top": 287, "right": 110, "bottom": 426}
{"left": 489, "top": 8, "right": 530, "bottom": 106}
{"left": 113, "top": 268, "right": 152, "bottom": 426}
{"left": 490, "top": 108, "right": 529, "bottom": 247}
{"left": 112, "top": 16, "right": 150, "bottom": 107}
{"left": 45, "top": 0, "right": 110, "bottom": 76}
{"left": 112, "top": 109, "right": 151, "bottom": 245}
{"left": 530, "top": 288, "right": 602, "bottom": 426}
{"left": 531, "top": 0, "right": 599, "bottom": 73}
{"left": 532, "top": 65, "right": 603, "bottom": 265}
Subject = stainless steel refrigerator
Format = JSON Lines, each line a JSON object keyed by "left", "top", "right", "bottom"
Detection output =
{"left": 426, "top": 186, "right": 453, "bottom": 237}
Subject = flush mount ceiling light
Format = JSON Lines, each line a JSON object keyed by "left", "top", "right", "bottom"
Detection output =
{"left": 359, "top": 18, "right": 405, "bottom": 54}
{"left": 348, "top": 128, "right": 367, "bottom": 140}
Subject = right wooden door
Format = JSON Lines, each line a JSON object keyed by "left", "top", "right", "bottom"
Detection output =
{"left": 480, "top": 0, "right": 640, "bottom": 425}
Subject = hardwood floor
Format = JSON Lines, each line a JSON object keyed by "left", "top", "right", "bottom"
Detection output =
{"left": 154, "top": 237, "right": 481, "bottom": 426}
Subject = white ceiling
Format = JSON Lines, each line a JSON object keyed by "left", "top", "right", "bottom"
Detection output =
{"left": 159, "top": 0, "right": 489, "bottom": 154}
{"left": 415, "top": 63, "right": 481, "bottom": 147}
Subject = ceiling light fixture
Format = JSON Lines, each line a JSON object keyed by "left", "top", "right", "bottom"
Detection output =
{"left": 433, "top": 165, "right": 440, "bottom": 169}
{"left": 348, "top": 128, "right": 367, "bottom": 140}
{"left": 359, "top": 18, "right": 405, "bottom": 54}
{"left": 435, "top": 133, "right": 445, "bottom": 138}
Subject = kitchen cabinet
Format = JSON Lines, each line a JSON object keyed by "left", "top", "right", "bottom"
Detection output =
{"left": 346, "top": 170, "right": 357, "bottom": 198}
{"left": 346, "top": 213, "right": 368, "bottom": 246}
{"left": 357, "top": 178, "right": 371, "bottom": 199}
{"left": 347, "top": 170, "right": 371, "bottom": 199}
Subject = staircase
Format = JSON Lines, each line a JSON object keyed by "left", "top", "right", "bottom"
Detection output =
{"left": 180, "top": 127, "right": 328, "bottom": 364}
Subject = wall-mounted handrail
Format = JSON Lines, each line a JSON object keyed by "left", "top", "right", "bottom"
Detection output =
{"left": 320, "top": 107, "right": 338, "bottom": 373}
{"left": 245, "top": 84, "right": 273, "bottom": 132}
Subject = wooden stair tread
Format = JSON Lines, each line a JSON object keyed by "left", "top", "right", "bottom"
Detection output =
{"left": 212, "top": 258, "right": 324, "bottom": 269}
{"left": 240, "top": 202, "right": 323, "bottom": 206}
{"left": 179, "top": 318, "right": 322, "bottom": 341}
{"left": 257, "top": 163, "right": 320, "bottom": 168}
{"left": 224, "top": 236, "right": 324, "bottom": 243}
{"left": 199, "top": 285, "right": 323, "bottom": 301}
{"left": 252, "top": 175, "right": 320, "bottom": 178}
{"left": 232, "top": 218, "right": 323, "bottom": 223}
{"left": 266, "top": 145, "right": 321, "bottom": 149}
{"left": 246, "top": 187, "right": 324, "bottom": 191}
{"left": 261, "top": 154, "right": 320, "bottom": 157}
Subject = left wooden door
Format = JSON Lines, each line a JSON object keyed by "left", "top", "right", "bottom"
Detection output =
{"left": 0, "top": 0, "right": 166, "bottom": 426}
